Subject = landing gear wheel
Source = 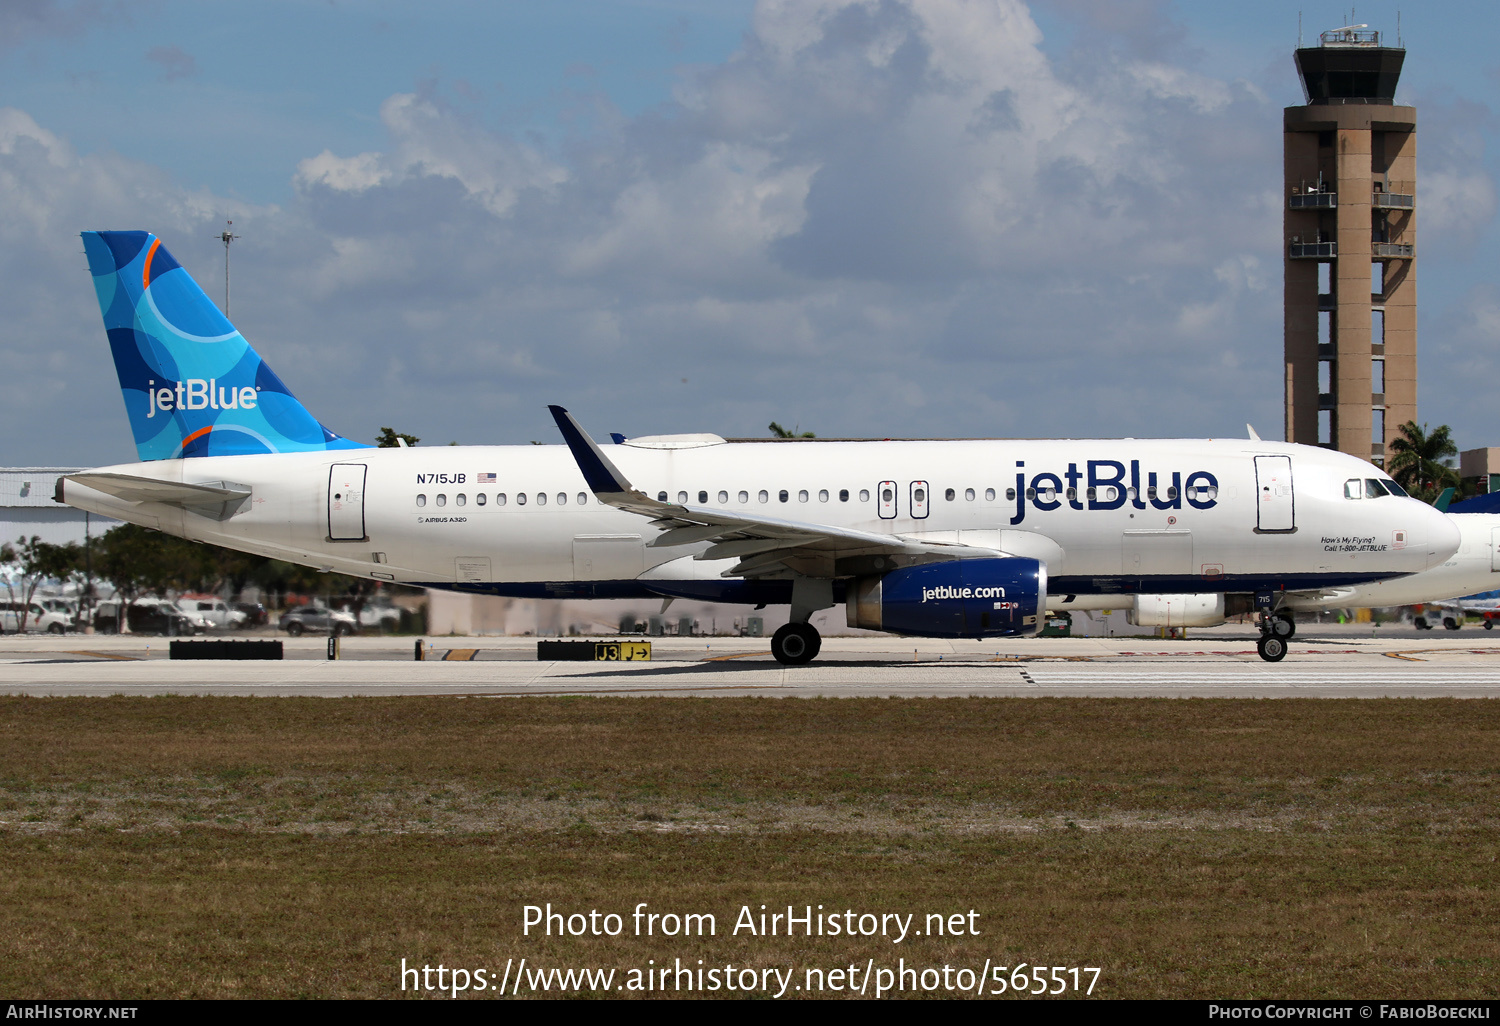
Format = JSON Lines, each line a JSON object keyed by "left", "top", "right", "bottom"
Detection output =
{"left": 1272, "top": 614, "right": 1295, "bottom": 638}
{"left": 771, "top": 622, "right": 820, "bottom": 665}
{"left": 1257, "top": 635, "right": 1287, "bottom": 662}
{"left": 1444, "top": 616, "right": 1461, "bottom": 631}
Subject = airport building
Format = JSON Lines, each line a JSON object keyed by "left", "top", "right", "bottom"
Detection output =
{"left": 0, "top": 468, "right": 118, "bottom": 549}
{"left": 1283, "top": 25, "right": 1415, "bottom": 467}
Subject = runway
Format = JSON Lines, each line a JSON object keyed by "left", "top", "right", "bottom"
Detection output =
{"left": 2, "top": 626, "right": 1499, "bottom": 697}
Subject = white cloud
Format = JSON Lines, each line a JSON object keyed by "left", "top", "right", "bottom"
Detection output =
{"left": 296, "top": 90, "right": 568, "bottom": 217}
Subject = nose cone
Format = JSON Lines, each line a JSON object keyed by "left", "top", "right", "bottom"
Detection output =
{"left": 1418, "top": 504, "right": 1462, "bottom": 570}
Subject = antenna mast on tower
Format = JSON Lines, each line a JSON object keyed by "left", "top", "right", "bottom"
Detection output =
{"left": 217, "top": 220, "right": 239, "bottom": 316}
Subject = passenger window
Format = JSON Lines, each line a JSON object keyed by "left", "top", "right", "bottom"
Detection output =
{"left": 798, "top": 490, "right": 809, "bottom": 502}
{"left": 497, "top": 493, "right": 507, "bottom": 506}
{"left": 658, "top": 491, "right": 668, "bottom": 502}
{"left": 779, "top": 490, "right": 789, "bottom": 503}
{"left": 881, "top": 487, "right": 893, "bottom": 503}
{"left": 819, "top": 489, "right": 829, "bottom": 502}
{"left": 1365, "top": 479, "right": 1389, "bottom": 498}
{"left": 1127, "top": 486, "right": 1138, "bottom": 500}
{"left": 965, "top": 488, "right": 975, "bottom": 501}
{"left": 913, "top": 487, "right": 925, "bottom": 503}
{"left": 717, "top": 491, "right": 727, "bottom": 504}
{"left": 577, "top": 493, "right": 587, "bottom": 505}
{"left": 1067, "top": 487, "right": 1078, "bottom": 502}
{"left": 944, "top": 488, "right": 955, "bottom": 501}
{"left": 985, "top": 488, "right": 995, "bottom": 501}
{"left": 758, "top": 490, "right": 769, "bottom": 503}
{"left": 416, "top": 494, "right": 427, "bottom": 507}
{"left": 456, "top": 493, "right": 466, "bottom": 506}
{"left": 699, "top": 490, "right": 709, "bottom": 504}
{"left": 839, "top": 489, "right": 849, "bottom": 502}
{"left": 1025, "top": 488, "right": 1036, "bottom": 500}
{"left": 557, "top": 492, "right": 567, "bottom": 505}
{"left": 677, "top": 491, "right": 688, "bottom": 504}
{"left": 536, "top": 492, "right": 547, "bottom": 506}
{"left": 476, "top": 493, "right": 486, "bottom": 506}
{"left": 1005, "top": 488, "right": 1015, "bottom": 501}
{"left": 1345, "top": 479, "right": 1362, "bottom": 499}
{"left": 1086, "top": 487, "right": 1096, "bottom": 502}
{"left": 859, "top": 489, "right": 870, "bottom": 502}
{"left": 436, "top": 494, "right": 447, "bottom": 507}
{"left": 1167, "top": 486, "right": 1178, "bottom": 500}
{"left": 517, "top": 493, "right": 527, "bottom": 505}
{"left": 1147, "top": 486, "right": 1157, "bottom": 500}
{"left": 738, "top": 491, "right": 749, "bottom": 504}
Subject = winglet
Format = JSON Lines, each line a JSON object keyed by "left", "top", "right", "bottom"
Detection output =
{"left": 1247, "top": 423, "right": 1261, "bottom": 441}
{"left": 1434, "top": 486, "right": 1456, "bottom": 513}
{"left": 548, "top": 405, "right": 637, "bottom": 497}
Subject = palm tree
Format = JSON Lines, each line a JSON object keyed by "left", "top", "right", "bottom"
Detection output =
{"left": 1387, "top": 421, "right": 1460, "bottom": 502}
{"left": 768, "top": 421, "right": 815, "bottom": 439}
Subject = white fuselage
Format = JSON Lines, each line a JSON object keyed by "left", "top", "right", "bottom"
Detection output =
{"left": 61, "top": 436, "right": 1460, "bottom": 605}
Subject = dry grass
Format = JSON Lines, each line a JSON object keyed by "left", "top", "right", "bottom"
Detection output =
{"left": 0, "top": 696, "right": 1497, "bottom": 998}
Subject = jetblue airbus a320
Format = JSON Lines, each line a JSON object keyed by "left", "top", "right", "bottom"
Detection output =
{"left": 58, "top": 231, "right": 1461, "bottom": 663}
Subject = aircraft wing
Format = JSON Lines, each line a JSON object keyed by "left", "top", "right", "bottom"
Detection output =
{"left": 59, "top": 472, "right": 252, "bottom": 522}
{"left": 549, "top": 406, "right": 1000, "bottom": 578}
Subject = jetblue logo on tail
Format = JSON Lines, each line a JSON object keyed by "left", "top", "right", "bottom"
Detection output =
{"left": 82, "top": 230, "right": 370, "bottom": 461}
{"left": 146, "top": 380, "right": 260, "bottom": 417}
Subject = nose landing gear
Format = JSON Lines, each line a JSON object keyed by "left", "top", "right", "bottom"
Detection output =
{"left": 1256, "top": 612, "right": 1290, "bottom": 662}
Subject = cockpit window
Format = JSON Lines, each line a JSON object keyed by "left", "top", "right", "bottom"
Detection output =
{"left": 1365, "top": 478, "right": 1390, "bottom": 499}
{"left": 1381, "top": 478, "right": 1408, "bottom": 498}
{"left": 1344, "top": 479, "right": 1362, "bottom": 499}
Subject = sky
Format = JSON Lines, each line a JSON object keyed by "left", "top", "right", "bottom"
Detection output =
{"left": 2, "top": 0, "right": 1497, "bottom": 466}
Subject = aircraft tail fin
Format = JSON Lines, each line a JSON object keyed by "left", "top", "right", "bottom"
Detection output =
{"left": 80, "top": 230, "right": 370, "bottom": 460}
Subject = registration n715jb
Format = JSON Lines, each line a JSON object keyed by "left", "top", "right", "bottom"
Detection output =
{"left": 58, "top": 232, "right": 1460, "bottom": 662}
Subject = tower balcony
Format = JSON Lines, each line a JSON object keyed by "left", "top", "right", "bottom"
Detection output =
{"left": 1372, "top": 192, "right": 1414, "bottom": 210}
{"left": 1289, "top": 240, "right": 1336, "bottom": 259}
{"left": 1372, "top": 242, "right": 1414, "bottom": 258}
{"left": 1289, "top": 191, "right": 1338, "bottom": 210}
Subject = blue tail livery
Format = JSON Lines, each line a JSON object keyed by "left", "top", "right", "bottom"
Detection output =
{"left": 81, "top": 230, "right": 369, "bottom": 460}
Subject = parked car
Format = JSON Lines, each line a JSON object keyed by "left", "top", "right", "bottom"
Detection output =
{"left": 357, "top": 602, "right": 403, "bottom": 632}
{"left": 0, "top": 600, "right": 73, "bottom": 634}
{"left": 93, "top": 600, "right": 197, "bottom": 636}
{"left": 234, "top": 602, "right": 269, "bottom": 627}
{"left": 175, "top": 597, "right": 249, "bottom": 631}
{"left": 279, "top": 604, "right": 358, "bottom": 636}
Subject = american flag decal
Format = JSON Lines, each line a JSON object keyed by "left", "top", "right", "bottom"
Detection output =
{"left": 478, "top": 473, "right": 496, "bottom": 483}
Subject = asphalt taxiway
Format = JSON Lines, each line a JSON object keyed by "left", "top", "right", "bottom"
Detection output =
{"left": 1, "top": 625, "right": 1498, "bottom": 698}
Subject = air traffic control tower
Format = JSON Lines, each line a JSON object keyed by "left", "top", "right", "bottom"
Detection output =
{"left": 1284, "top": 25, "right": 1415, "bottom": 466}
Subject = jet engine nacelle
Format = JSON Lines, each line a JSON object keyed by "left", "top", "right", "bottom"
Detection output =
{"left": 846, "top": 557, "right": 1046, "bottom": 638}
{"left": 1127, "top": 593, "right": 1226, "bottom": 628}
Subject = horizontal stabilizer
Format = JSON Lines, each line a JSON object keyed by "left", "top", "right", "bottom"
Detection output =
{"left": 61, "top": 472, "right": 251, "bottom": 522}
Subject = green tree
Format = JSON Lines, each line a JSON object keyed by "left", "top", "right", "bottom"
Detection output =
{"left": 0, "top": 536, "right": 83, "bottom": 632}
{"left": 1387, "top": 421, "right": 1460, "bottom": 502}
{"left": 376, "top": 427, "right": 420, "bottom": 447}
{"left": 768, "top": 421, "right": 815, "bottom": 439}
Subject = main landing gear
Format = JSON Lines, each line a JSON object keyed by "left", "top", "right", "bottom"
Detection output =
{"left": 771, "top": 622, "right": 822, "bottom": 666}
{"left": 1255, "top": 612, "right": 1292, "bottom": 662}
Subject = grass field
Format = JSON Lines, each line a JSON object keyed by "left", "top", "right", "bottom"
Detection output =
{"left": 1, "top": 696, "right": 1497, "bottom": 999}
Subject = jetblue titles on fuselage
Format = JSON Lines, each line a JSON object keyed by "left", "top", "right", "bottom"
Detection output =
{"left": 1008, "top": 459, "right": 1217, "bottom": 525}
